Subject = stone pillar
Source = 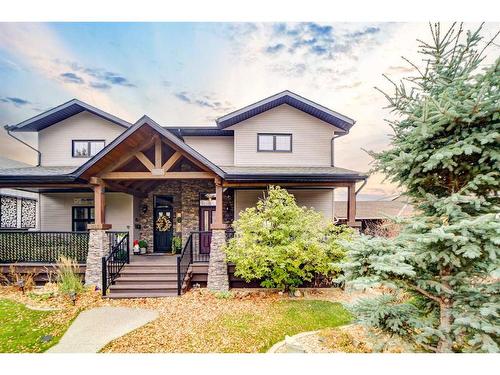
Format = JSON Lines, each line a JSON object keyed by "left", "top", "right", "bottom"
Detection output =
{"left": 207, "top": 228, "right": 229, "bottom": 292}
{"left": 85, "top": 227, "right": 110, "bottom": 288}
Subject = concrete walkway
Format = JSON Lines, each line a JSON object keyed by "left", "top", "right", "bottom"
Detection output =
{"left": 48, "top": 306, "right": 158, "bottom": 353}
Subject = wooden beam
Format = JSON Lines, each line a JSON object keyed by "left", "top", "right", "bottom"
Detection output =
{"left": 162, "top": 151, "right": 182, "bottom": 171}
{"left": 347, "top": 182, "right": 356, "bottom": 225}
{"left": 212, "top": 177, "right": 226, "bottom": 229}
{"left": 155, "top": 136, "right": 162, "bottom": 168}
{"left": 104, "top": 180, "right": 148, "bottom": 198}
{"left": 99, "top": 137, "right": 156, "bottom": 175}
{"left": 135, "top": 152, "right": 155, "bottom": 172}
{"left": 100, "top": 171, "right": 215, "bottom": 180}
{"left": 160, "top": 138, "right": 210, "bottom": 172}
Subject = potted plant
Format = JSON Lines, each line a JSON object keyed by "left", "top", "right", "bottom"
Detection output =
{"left": 171, "top": 236, "right": 182, "bottom": 255}
{"left": 138, "top": 240, "right": 148, "bottom": 254}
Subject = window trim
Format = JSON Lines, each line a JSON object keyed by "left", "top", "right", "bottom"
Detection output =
{"left": 71, "top": 140, "right": 106, "bottom": 158}
{"left": 257, "top": 133, "right": 292, "bottom": 153}
{"left": 71, "top": 206, "right": 95, "bottom": 232}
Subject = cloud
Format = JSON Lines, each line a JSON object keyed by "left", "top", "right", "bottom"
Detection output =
{"left": 0, "top": 96, "right": 31, "bottom": 107}
{"left": 162, "top": 80, "right": 172, "bottom": 87}
{"left": 173, "top": 91, "right": 233, "bottom": 112}
{"left": 0, "top": 23, "right": 134, "bottom": 121}
{"left": 100, "top": 71, "right": 136, "bottom": 87}
{"left": 60, "top": 72, "right": 84, "bottom": 84}
{"left": 65, "top": 64, "right": 136, "bottom": 88}
{"left": 89, "top": 81, "right": 111, "bottom": 90}
{"left": 265, "top": 43, "right": 285, "bottom": 54}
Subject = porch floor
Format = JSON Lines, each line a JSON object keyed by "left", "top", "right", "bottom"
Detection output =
{"left": 129, "top": 254, "right": 178, "bottom": 265}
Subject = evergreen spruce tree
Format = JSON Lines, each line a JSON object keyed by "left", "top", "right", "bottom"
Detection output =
{"left": 344, "top": 23, "right": 500, "bottom": 353}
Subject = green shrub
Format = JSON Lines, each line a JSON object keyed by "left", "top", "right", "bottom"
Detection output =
{"left": 138, "top": 240, "right": 148, "bottom": 249}
{"left": 171, "top": 236, "right": 182, "bottom": 254}
{"left": 56, "top": 256, "right": 84, "bottom": 296}
{"left": 224, "top": 186, "right": 354, "bottom": 291}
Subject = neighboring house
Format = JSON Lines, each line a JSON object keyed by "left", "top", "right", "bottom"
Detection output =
{"left": 0, "top": 156, "right": 38, "bottom": 230}
{"left": 0, "top": 90, "right": 367, "bottom": 297}
{"left": 334, "top": 197, "right": 414, "bottom": 233}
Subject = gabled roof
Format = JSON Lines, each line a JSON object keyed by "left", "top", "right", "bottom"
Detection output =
{"left": 216, "top": 90, "right": 355, "bottom": 133}
{"left": 5, "top": 99, "right": 132, "bottom": 132}
{"left": 73, "top": 115, "right": 226, "bottom": 179}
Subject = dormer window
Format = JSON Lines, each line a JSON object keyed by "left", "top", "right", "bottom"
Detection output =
{"left": 72, "top": 140, "right": 105, "bottom": 158}
{"left": 257, "top": 133, "right": 292, "bottom": 152}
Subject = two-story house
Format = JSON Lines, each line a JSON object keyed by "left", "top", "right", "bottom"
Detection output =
{"left": 0, "top": 91, "right": 367, "bottom": 297}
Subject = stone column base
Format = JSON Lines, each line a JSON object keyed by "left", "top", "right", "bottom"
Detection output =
{"left": 85, "top": 229, "right": 110, "bottom": 288}
{"left": 207, "top": 228, "right": 229, "bottom": 292}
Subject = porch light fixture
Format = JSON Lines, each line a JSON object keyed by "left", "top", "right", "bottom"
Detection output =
{"left": 141, "top": 204, "right": 148, "bottom": 214}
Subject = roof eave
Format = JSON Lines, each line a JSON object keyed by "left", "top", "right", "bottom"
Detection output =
{"left": 6, "top": 99, "right": 132, "bottom": 132}
{"left": 224, "top": 174, "right": 368, "bottom": 182}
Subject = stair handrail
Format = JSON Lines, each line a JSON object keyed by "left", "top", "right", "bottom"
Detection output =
{"left": 102, "top": 232, "right": 129, "bottom": 296}
{"left": 177, "top": 233, "right": 193, "bottom": 295}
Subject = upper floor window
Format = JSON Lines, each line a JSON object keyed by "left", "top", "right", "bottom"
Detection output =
{"left": 72, "top": 140, "right": 105, "bottom": 158}
{"left": 257, "top": 133, "right": 292, "bottom": 152}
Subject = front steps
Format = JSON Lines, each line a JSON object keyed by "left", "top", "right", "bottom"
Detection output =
{"left": 105, "top": 262, "right": 178, "bottom": 298}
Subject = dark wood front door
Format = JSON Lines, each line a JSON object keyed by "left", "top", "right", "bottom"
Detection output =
{"left": 153, "top": 206, "right": 174, "bottom": 253}
{"left": 199, "top": 206, "right": 215, "bottom": 254}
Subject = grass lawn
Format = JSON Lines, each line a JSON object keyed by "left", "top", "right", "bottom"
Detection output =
{"left": 0, "top": 298, "right": 67, "bottom": 353}
{"left": 103, "top": 293, "right": 352, "bottom": 353}
{"left": 202, "top": 300, "right": 352, "bottom": 352}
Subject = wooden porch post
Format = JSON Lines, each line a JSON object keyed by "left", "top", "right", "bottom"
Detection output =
{"left": 347, "top": 182, "right": 356, "bottom": 226}
{"left": 85, "top": 177, "right": 111, "bottom": 287}
{"left": 89, "top": 177, "right": 111, "bottom": 230}
{"left": 212, "top": 176, "right": 226, "bottom": 230}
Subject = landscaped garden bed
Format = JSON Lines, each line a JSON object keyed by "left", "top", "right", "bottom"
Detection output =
{"left": 0, "top": 285, "right": 392, "bottom": 353}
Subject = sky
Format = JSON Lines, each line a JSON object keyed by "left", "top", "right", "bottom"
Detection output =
{"left": 0, "top": 22, "right": 498, "bottom": 200}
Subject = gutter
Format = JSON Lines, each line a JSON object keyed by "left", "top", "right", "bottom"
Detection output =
{"left": 4, "top": 126, "right": 41, "bottom": 167}
{"left": 330, "top": 133, "right": 346, "bottom": 167}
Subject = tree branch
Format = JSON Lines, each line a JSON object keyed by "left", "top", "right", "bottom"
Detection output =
{"left": 410, "top": 284, "right": 441, "bottom": 303}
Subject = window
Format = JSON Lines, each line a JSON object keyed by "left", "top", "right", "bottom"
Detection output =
{"left": 72, "top": 206, "right": 94, "bottom": 231}
{"left": 72, "top": 140, "right": 105, "bottom": 158}
{"left": 257, "top": 133, "right": 292, "bottom": 152}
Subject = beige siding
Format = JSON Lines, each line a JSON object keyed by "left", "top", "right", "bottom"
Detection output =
{"left": 39, "top": 192, "right": 133, "bottom": 232}
{"left": 228, "top": 104, "right": 342, "bottom": 166}
{"left": 38, "top": 112, "right": 125, "bottom": 167}
{"left": 234, "top": 189, "right": 334, "bottom": 221}
{"left": 183, "top": 136, "right": 234, "bottom": 166}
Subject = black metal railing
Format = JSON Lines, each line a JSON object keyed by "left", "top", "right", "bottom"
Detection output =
{"left": 0, "top": 231, "right": 89, "bottom": 263}
{"left": 102, "top": 232, "right": 129, "bottom": 296}
{"left": 177, "top": 231, "right": 213, "bottom": 295}
{"left": 225, "top": 228, "right": 235, "bottom": 242}
{"left": 177, "top": 234, "right": 193, "bottom": 295}
{"left": 107, "top": 231, "right": 129, "bottom": 250}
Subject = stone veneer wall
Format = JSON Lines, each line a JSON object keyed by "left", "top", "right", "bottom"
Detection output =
{"left": 136, "top": 180, "right": 234, "bottom": 250}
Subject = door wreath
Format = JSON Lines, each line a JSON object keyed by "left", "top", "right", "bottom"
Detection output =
{"left": 156, "top": 215, "right": 172, "bottom": 232}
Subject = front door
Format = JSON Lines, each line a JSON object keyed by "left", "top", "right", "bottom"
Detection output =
{"left": 153, "top": 204, "right": 174, "bottom": 253}
{"left": 199, "top": 206, "right": 215, "bottom": 254}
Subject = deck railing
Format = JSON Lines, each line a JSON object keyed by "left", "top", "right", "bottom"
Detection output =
{"left": 0, "top": 231, "right": 89, "bottom": 263}
{"left": 102, "top": 232, "right": 129, "bottom": 296}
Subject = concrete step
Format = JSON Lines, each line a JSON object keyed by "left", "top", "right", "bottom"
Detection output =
{"left": 109, "top": 282, "right": 178, "bottom": 293}
{"left": 116, "top": 274, "right": 178, "bottom": 283}
{"left": 120, "top": 268, "right": 176, "bottom": 275}
{"left": 126, "top": 263, "right": 177, "bottom": 269}
{"left": 104, "top": 292, "right": 177, "bottom": 299}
